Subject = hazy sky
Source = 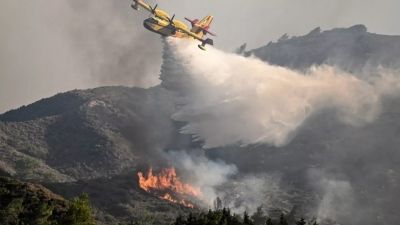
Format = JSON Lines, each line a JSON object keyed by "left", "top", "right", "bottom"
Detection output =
{"left": 1, "top": 0, "right": 400, "bottom": 113}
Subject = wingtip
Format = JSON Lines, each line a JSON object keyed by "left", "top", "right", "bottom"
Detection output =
{"left": 198, "top": 45, "right": 207, "bottom": 51}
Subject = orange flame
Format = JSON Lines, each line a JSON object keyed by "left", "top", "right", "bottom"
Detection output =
{"left": 137, "top": 167, "right": 201, "bottom": 208}
{"left": 160, "top": 193, "right": 195, "bottom": 208}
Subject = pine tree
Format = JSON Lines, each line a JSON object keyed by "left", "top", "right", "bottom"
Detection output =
{"left": 308, "top": 217, "right": 318, "bottom": 225}
{"left": 33, "top": 202, "right": 53, "bottom": 225}
{"left": 251, "top": 206, "right": 267, "bottom": 225}
{"left": 265, "top": 217, "right": 275, "bottom": 225}
{"left": 0, "top": 198, "right": 24, "bottom": 224}
{"left": 295, "top": 218, "right": 306, "bottom": 225}
{"left": 278, "top": 214, "right": 288, "bottom": 225}
{"left": 213, "top": 197, "right": 223, "bottom": 210}
{"left": 173, "top": 215, "right": 185, "bottom": 225}
{"left": 243, "top": 211, "right": 254, "bottom": 225}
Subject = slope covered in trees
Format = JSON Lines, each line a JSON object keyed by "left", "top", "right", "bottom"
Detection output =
{"left": 0, "top": 176, "right": 96, "bottom": 225}
{"left": 172, "top": 208, "right": 317, "bottom": 225}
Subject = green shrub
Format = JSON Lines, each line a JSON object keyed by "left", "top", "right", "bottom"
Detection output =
{"left": 62, "top": 193, "right": 96, "bottom": 225}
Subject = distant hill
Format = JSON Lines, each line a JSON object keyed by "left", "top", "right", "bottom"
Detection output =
{"left": 244, "top": 25, "right": 400, "bottom": 72}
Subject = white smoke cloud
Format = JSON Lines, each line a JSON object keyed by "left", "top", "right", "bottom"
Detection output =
{"left": 167, "top": 151, "right": 288, "bottom": 214}
{"left": 317, "top": 179, "right": 354, "bottom": 221}
{"left": 217, "top": 174, "right": 290, "bottom": 214}
{"left": 166, "top": 151, "right": 237, "bottom": 206}
{"left": 308, "top": 169, "right": 356, "bottom": 223}
{"left": 162, "top": 39, "right": 400, "bottom": 148}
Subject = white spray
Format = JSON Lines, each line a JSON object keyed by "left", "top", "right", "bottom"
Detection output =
{"left": 162, "top": 39, "right": 400, "bottom": 148}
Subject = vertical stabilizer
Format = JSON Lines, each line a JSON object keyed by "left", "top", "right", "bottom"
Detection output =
{"left": 185, "top": 15, "right": 214, "bottom": 38}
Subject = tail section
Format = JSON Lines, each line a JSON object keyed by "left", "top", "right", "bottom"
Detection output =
{"left": 197, "top": 15, "right": 214, "bottom": 29}
{"left": 185, "top": 15, "right": 216, "bottom": 38}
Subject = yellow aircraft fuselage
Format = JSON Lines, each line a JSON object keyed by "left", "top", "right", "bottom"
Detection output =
{"left": 143, "top": 17, "right": 190, "bottom": 39}
{"left": 131, "top": 0, "right": 214, "bottom": 50}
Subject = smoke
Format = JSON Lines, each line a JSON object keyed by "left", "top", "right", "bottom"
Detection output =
{"left": 0, "top": 0, "right": 161, "bottom": 113}
{"left": 308, "top": 169, "right": 356, "bottom": 223}
{"left": 161, "top": 39, "right": 400, "bottom": 148}
{"left": 217, "top": 174, "right": 290, "bottom": 214}
{"left": 166, "top": 151, "right": 237, "bottom": 206}
{"left": 2, "top": 0, "right": 400, "bottom": 114}
{"left": 166, "top": 151, "right": 288, "bottom": 214}
{"left": 66, "top": 1, "right": 162, "bottom": 87}
{"left": 159, "top": 40, "right": 400, "bottom": 222}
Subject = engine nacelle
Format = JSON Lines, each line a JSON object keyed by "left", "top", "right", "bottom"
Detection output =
{"left": 131, "top": 2, "right": 139, "bottom": 10}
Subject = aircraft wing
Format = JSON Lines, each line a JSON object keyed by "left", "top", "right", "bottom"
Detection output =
{"left": 131, "top": 0, "right": 153, "bottom": 13}
{"left": 176, "top": 26, "right": 204, "bottom": 42}
{"left": 177, "top": 26, "right": 214, "bottom": 50}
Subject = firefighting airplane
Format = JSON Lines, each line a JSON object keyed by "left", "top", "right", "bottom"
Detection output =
{"left": 131, "top": 0, "right": 216, "bottom": 50}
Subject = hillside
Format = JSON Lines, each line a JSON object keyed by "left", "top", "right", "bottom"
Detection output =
{"left": 1, "top": 25, "right": 400, "bottom": 225}
{"left": 45, "top": 172, "right": 195, "bottom": 225}
{"left": 0, "top": 86, "right": 194, "bottom": 224}
{"left": 0, "top": 176, "right": 96, "bottom": 225}
{"left": 0, "top": 86, "right": 180, "bottom": 182}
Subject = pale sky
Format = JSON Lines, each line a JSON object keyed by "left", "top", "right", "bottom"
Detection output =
{"left": 1, "top": 0, "right": 400, "bottom": 113}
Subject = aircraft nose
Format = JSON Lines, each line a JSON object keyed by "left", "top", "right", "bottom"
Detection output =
{"left": 143, "top": 18, "right": 155, "bottom": 30}
{"left": 143, "top": 20, "right": 153, "bottom": 30}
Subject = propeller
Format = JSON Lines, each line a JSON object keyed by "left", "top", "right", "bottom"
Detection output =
{"left": 184, "top": 17, "right": 199, "bottom": 27}
{"left": 167, "top": 14, "right": 176, "bottom": 26}
{"left": 167, "top": 14, "right": 177, "bottom": 34}
{"left": 149, "top": 4, "right": 158, "bottom": 14}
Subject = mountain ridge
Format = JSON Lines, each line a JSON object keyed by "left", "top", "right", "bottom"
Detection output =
{"left": 244, "top": 24, "right": 400, "bottom": 72}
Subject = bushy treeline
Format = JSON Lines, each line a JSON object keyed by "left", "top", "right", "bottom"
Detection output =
{"left": 172, "top": 207, "right": 317, "bottom": 225}
{"left": 0, "top": 177, "right": 96, "bottom": 225}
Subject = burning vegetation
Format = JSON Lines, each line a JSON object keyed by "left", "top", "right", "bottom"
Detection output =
{"left": 137, "top": 167, "right": 202, "bottom": 208}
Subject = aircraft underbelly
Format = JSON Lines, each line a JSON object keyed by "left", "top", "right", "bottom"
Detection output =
{"left": 143, "top": 18, "right": 192, "bottom": 39}
{"left": 144, "top": 20, "right": 173, "bottom": 36}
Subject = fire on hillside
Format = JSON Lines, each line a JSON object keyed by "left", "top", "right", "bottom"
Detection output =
{"left": 137, "top": 167, "right": 202, "bottom": 208}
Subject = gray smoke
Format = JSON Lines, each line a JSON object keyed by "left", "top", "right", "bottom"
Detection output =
{"left": 0, "top": 0, "right": 161, "bottom": 113}
{"left": 166, "top": 151, "right": 288, "bottom": 214}
{"left": 166, "top": 151, "right": 237, "bottom": 206}
{"left": 66, "top": 1, "right": 162, "bottom": 87}
{"left": 217, "top": 174, "right": 290, "bottom": 214}
{"left": 160, "top": 38, "right": 400, "bottom": 224}
{"left": 308, "top": 169, "right": 356, "bottom": 224}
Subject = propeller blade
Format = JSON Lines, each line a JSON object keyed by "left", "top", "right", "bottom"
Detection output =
{"left": 150, "top": 4, "right": 158, "bottom": 13}
{"left": 184, "top": 17, "right": 195, "bottom": 26}
{"left": 168, "top": 14, "right": 176, "bottom": 26}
